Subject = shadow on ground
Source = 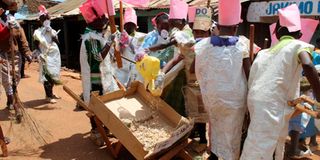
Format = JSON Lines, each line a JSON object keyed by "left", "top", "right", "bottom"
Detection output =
{"left": 0, "top": 108, "right": 12, "bottom": 121}
{"left": 39, "top": 133, "right": 114, "bottom": 160}
{"left": 23, "top": 99, "right": 51, "bottom": 109}
{"left": 23, "top": 99, "right": 62, "bottom": 111}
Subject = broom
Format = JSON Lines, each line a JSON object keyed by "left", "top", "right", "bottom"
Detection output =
{"left": 8, "top": 23, "right": 51, "bottom": 145}
{"left": 0, "top": 125, "right": 8, "bottom": 157}
{"left": 9, "top": 25, "right": 23, "bottom": 123}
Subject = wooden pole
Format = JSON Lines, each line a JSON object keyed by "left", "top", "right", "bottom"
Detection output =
{"left": 9, "top": 24, "right": 23, "bottom": 123}
{"left": 263, "top": 38, "right": 269, "bottom": 49}
{"left": 207, "top": 0, "right": 211, "bottom": 8}
{"left": 119, "top": 0, "right": 124, "bottom": 32}
{"left": 63, "top": 85, "right": 91, "bottom": 112}
{"left": 121, "top": 55, "right": 135, "bottom": 64}
{"left": 113, "top": 75, "right": 126, "bottom": 91}
{"left": 249, "top": 24, "right": 255, "bottom": 63}
{"left": 106, "top": 0, "right": 123, "bottom": 68}
{"left": 0, "top": 125, "right": 8, "bottom": 157}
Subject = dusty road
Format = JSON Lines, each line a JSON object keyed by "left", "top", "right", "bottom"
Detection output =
{"left": 0, "top": 63, "right": 319, "bottom": 160}
{"left": 0, "top": 63, "right": 113, "bottom": 160}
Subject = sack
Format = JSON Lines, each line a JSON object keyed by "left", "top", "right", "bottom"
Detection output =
{"left": 0, "top": 22, "right": 9, "bottom": 41}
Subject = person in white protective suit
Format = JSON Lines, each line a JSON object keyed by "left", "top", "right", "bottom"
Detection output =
{"left": 240, "top": 4, "right": 320, "bottom": 160}
{"left": 115, "top": 7, "right": 145, "bottom": 87}
{"left": 147, "top": 0, "right": 196, "bottom": 116}
{"left": 79, "top": 0, "right": 119, "bottom": 146}
{"left": 194, "top": 0, "right": 252, "bottom": 159}
{"left": 33, "top": 5, "right": 61, "bottom": 104}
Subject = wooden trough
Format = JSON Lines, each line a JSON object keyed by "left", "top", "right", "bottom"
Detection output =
{"left": 88, "top": 82, "right": 194, "bottom": 160}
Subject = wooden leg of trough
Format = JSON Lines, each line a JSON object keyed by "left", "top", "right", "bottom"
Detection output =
{"left": 94, "top": 116, "right": 118, "bottom": 158}
{"left": 113, "top": 141, "right": 122, "bottom": 157}
{"left": 0, "top": 139, "right": 8, "bottom": 157}
{"left": 159, "top": 139, "right": 189, "bottom": 160}
{"left": 177, "top": 149, "right": 192, "bottom": 160}
{"left": 0, "top": 126, "right": 8, "bottom": 157}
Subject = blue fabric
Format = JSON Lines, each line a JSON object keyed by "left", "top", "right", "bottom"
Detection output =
{"left": 210, "top": 36, "right": 239, "bottom": 47}
{"left": 289, "top": 114, "right": 306, "bottom": 133}
{"left": 289, "top": 105, "right": 319, "bottom": 138}
{"left": 312, "top": 51, "right": 320, "bottom": 65}
{"left": 141, "top": 30, "right": 158, "bottom": 49}
{"left": 300, "top": 117, "right": 319, "bottom": 139}
{"left": 301, "top": 105, "right": 319, "bottom": 139}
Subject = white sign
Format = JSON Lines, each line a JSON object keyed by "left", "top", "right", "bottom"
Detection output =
{"left": 247, "top": 0, "right": 320, "bottom": 22}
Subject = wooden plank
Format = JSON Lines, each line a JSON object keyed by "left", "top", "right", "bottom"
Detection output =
{"left": 0, "top": 139, "right": 8, "bottom": 157}
{"left": 249, "top": 24, "right": 255, "bottom": 62}
{"left": 177, "top": 149, "right": 193, "bottom": 160}
{"left": 89, "top": 94, "right": 147, "bottom": 160}
{"left": 63, "top": 85, "right": 91, "bottom": 111}
{"left": 125, "top": 81, "right": 140, "bottom": 96}
{"left": 113, "top": 75, "right": 126, "bottom": 91}
{"left": 0, "top": 125, "right": 8, "bottom": 157}
{"left": 105, "top": 0, "right": 122, "bottom": 68}
{"left": 94, "top": 117, "right": 118, "bottom": 158}
{"left": 97, "top": 90, "right": 126, "bottom": 103}
{"left": 114, "top": 141, "right": 122, "bottom": 157}
{"left": 119, "top": 0, "right": 124, "bottom": 32}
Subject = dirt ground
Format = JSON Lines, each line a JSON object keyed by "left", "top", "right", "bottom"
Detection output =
{"left": 0, "top": 63, "right": 320, "bottom": 160}
{"left": 0, "top": 63, "right": 112, "bottom": 160}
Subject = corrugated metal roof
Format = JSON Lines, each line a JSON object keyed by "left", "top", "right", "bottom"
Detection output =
{"left": 24, "top": 0, "right": 250, "bottom": 20}
{"left": 47, "top": 0, "right": 85, "bottom": 16}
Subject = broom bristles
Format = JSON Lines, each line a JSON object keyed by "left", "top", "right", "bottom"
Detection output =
{"left": 12, "top": 92, "right": 52, "bottom": 145}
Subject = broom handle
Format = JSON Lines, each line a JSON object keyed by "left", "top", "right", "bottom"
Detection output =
{"left": 121, "top": 55, "right": 135, "bottom": 64}
{"left": 106, "top": 0, "right": 123, "bottom": 68}
{"left": 63, "top": 85, "right": 91, "bottom": 112}
{"left": 9, "top": 25, "right": 16, "bottom": 94}
{"left": 113, "top": 75, "right": 126, "bottom": 91}
{"left": 119, "top": 0, "right": 124, "bottom": 32}
{"left": 249, "top": 24, "right": 255, "bottom": 63}
{"left": 0, "top": 125, "right": 8, "bottom": 157}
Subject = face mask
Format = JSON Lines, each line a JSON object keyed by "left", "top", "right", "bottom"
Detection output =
{"left": 43, "top": 20, "right": 51, "bottom": 28}
{"left": 160, "top": 29, "right": 169, "bottom": 39}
